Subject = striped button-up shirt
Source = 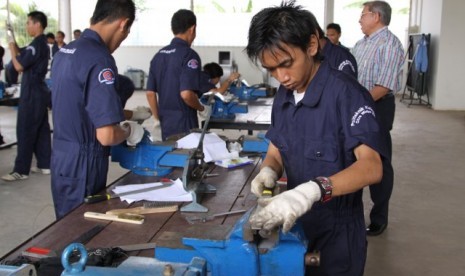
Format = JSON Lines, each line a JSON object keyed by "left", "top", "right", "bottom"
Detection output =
{"left": 352, "top": 26, "right": 405, "bottom": 93}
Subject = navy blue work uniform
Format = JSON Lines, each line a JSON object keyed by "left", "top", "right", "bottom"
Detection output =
{"left": 50, "top": 29, "right": 124, "bottom": 219}
{"left": 266, "top": 62, "right": 387, "bottom": 275}
{"left": 146, "top": 37, "right": 201, "bottom": 140}
{"left": 322, "top": 37, "right": 358, "bottom": 79}
{"left": 14, "top": 34, "right": 51, "bottom": 175}
{"left": 198, "top": 71, "right": 216, "bottom": 95}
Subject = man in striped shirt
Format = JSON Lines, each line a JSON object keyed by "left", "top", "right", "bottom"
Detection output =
{"left": 352, "top": 1, "right": 405, "bottom": 236}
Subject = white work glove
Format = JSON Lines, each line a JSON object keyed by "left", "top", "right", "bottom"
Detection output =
{"left": 251, "top": 166, "right": 278, "bottom": 197}
{"left": 122, "top": 121, "right": 144, "bottom": 146}
{"left": 151, "top": 118, "right": 162, "bottom": 141}
{"left": 249, "top": 181, "right": 321, "bottom": 233}
{"left": 129, "top": 106, "right": 151, "bottom": 122}
{"left": 198, "top": 103, "right": 212, "bottom": 120}
{"left": 6, "top": 23, "right": 15, "bottom": 44}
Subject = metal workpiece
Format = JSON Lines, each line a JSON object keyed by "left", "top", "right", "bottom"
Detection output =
{"left": 184, "top": 209, "right": 247, "bottom": 224}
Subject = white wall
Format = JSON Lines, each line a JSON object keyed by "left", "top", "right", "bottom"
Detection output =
{"left": 112, "top": 46, "right": 265, "bottom": 89}
{"left": 418, "top": 0, "right": 465, "bottom": 110}
{"left": 415, "top": 0, "right": 442, "bottom": 108}
{"left": 431, "top": 0, "right": 465, "bottom": 110}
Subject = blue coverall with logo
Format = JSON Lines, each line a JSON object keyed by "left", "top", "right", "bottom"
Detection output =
{"left": 266, "top": 62, "right": 387, "bottom": 275}
{"left": 322, "top": 37, "right": 358, "bottom": 78}
{"left": 146, "top": 37, "right": 201, "bottom": 140}
{"left": 50, "top": 29, "right": 124, "bottom": 219}
{"left": 14, "top": 34, "right": 51, "bottom": 175}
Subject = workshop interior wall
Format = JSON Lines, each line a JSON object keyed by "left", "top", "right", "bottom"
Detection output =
{"left": 429, "top": 0, "right": 465, "bottom": 110}
{"left": 113, "top": 46, "right": 265, "bottom": 89}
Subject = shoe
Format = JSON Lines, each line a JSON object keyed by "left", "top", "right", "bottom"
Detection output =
{"left": 2, "top": 172, "right": 29, "bottom": 181}
{"left": 366, "top": 223, "right": 387, "bottom": 236}
{"left": 31, "top": 167, "right": 51, "bottom": 175}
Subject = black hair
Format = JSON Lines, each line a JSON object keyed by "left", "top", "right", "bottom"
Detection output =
{"left": 56, "top": 30, "right": 65, "bottom": 38}
{"left": 203, "top": 63, "right": 224, "bottom": 79}
{"left": 73, "top": 29, "right": 81, "bottom": 34}
{"left": 46, "top": 32, "right": 55, "bottom": 40}
{"left": 117, "top": 74, "right": 135, "bottom": 107}
{"left": 246, "top": 0, "right": 322, "bottom": 65}
{"left": 171, "top": 9, "right": 196, "bottom": 35}
{"left": 326, "top": 23, "right": 342, "bottom": 34}
{"left": 28, "top": 11, "right": 47, "bottom": 29}
{"left": 90, "top": 0, "right": 136, "bottom": 30}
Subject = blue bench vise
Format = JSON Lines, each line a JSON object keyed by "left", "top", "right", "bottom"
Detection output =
{"left": 200, "top": 92, "right": 248, "bottom": 120}
{"left": 60, "top": 243, "right": 208, "bottom": 276}
{"left": 111, "top": 130, "right": 190, "bottom": 177}
{"left": 154, "top": 209, "right": 313, "bottom": 276}
{"left": 111, "top": 130, "right": 216, "bottom": 213}
{"left": 228, "top": 81, "right": 268, "bottom": 101}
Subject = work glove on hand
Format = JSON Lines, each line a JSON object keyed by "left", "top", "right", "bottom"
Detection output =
{"left": 249, "top": 181, "right": 321, "bottom": 233}
{"left": 122, "top": 121, "right": 144, "bottom": 146}
{"left": 198, "top": 103, "right": 212, "bottom": 120}
{"left": 6, "top": 23, "right": 15, "bottom": 44}
{"left": 129, "top": 106, "right": 151, "bottom": 122}
{"left": 251, "top": 166, "right": 278, "bottom": 197}
{"left": 151, "top": 118, "right": 162, "bottom": 141}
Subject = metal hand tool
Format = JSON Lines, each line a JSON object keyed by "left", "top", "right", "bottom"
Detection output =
{"left": 84, "top": 180, "right": 173, "bottom": 204}
{"left": 185, "top": 209, "right": 247, "bottom": 224}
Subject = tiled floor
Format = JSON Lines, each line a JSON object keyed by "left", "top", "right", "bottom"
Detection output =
{"left": 1, "top": 92, "right": 465, "bottom": 275}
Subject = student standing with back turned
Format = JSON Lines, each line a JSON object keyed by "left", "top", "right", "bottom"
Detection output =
{"left": 146, "top": 9, "right": 209, "bottom": 141}
{"left": 50, "top": 0, "right": 143, "bottom": 219}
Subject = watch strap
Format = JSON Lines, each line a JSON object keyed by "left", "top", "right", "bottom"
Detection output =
{"left": 313, "top": 176, "right": 333, "bottom": 203}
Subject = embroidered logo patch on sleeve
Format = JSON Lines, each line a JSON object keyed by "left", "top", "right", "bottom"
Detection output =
{"left": 98, "top": 68, "right": 115, "bottom": 84}
{"left": 338, "top": 60, "right": 355, "bottom": 73}
{"left": 187, "top": 59, "right": 199, "bottom": 69}
{"left": 351, "top": 106, "right": 376, "bottom": 127}
{"left": 26, "top": 45, "right": 36, "bottom": 56}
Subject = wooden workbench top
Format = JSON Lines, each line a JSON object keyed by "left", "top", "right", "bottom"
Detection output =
{"left": 1, "top": 158, "right": 261, "bottom": 261}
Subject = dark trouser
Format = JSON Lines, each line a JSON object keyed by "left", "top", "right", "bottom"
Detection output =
{"left": 14, "top": 93, "right": 51, "bottom": 175}
{"left": 51, "top": 139, "right": 109, "bottom": 219}
{"left": 369, "top": 94, "right": 395, "bottom": 225}
{"left": 303, "top": 206, "right": 367, "bottom": 276}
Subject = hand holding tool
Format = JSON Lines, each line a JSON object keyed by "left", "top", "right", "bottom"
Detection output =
{"left": 84, "top": 180, "right": 173, "bottom": 204}
{"left": 249, "top": 181, "right": 321, "bottom": 233}
{"left": 251, "top": 166, "right": 278, "bottom": 197}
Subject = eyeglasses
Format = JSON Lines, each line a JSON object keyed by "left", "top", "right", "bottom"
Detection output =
{"left": 360, "top": 12, "right": 374, "bottom": 19}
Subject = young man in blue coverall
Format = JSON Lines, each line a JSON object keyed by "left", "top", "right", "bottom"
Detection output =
{"left": 2, "top": 11, "right": 51, "bottom": 181}
{"left": 246, "top": 2, "right": 387, "bottom": 275}
{"left": 199, "top": 62, "right": 241, "bottom": 94}
{"left": 146, "top": 9, "right": 210, "bottom": 141}
{"left": 50, "top": 0, "right": 144, "bottom": 219}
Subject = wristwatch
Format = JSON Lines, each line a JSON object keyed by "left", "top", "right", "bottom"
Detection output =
{"left": 314, "top": 176, "right": 333, "bottom": 203}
